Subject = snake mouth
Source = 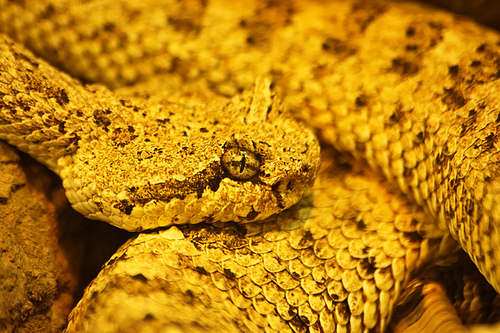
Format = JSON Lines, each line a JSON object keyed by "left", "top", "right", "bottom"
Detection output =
{"left": 270, "top": 161, "right": 318, "bottom": 209}
{"left": 272, "top": 178, "right": 307, "bottom": 209}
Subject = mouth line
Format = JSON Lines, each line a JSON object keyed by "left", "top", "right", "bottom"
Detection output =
{"left": 272, "top": 177, "right": 305, "bottom": 209}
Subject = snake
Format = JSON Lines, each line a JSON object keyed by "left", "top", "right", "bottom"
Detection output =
{"left": 1, "top": 0, "right": 500, "bottom": 332}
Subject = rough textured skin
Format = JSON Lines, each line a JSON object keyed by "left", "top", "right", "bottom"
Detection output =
{"left": 0, "top": 36, "right": 320, "bottom": 231}
{"left": 1, "top": 0, "right": 500, "bottom": 332}
{"left": 300, "top": 2, "right": 500, "bottom": 296}
{"left": 65, "top": 149, "right": 460, "bottom": 333}
{"left": 1, "top": 0, "right": 499, "bottom": 290}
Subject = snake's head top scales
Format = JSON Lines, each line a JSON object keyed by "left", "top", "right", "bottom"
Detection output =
{"left": 56, "top": 78, "right": 321, "bottom": 231}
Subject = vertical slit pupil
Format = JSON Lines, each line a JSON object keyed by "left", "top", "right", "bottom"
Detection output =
{"left": 239, "top": 153, "right": 246, "bottom": 173}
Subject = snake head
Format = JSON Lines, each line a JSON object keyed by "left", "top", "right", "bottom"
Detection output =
{"left": 59, "top": 78, "right": 320, "bottom": 231}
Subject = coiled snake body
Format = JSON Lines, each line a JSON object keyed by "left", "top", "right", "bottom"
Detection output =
{"left": 1, "top": 0, "right": 500, "bottom": 332}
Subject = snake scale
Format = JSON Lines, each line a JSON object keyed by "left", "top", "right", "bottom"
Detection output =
{"left": 1, "top": 0, "right": 500, "bottom": 332}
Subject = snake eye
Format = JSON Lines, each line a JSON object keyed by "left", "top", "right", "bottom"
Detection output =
{"left": 221, "top": 147, "right": 261, "bottom": 180}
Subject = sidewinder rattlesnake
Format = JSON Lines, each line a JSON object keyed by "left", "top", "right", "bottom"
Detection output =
{"left": 1, "top": 0, "right": 500, "bottom": 332}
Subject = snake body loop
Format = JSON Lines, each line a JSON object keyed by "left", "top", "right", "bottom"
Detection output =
{"left": 65, "top": 149, "right": 461, "bottom": 333}
{"left": 1, "top": 0, "right": 500, "bottom": 332}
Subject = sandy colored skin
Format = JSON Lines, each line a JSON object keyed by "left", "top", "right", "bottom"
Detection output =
{"left": 65, "top": 148, "right": 461, "bottom": 333}
{"left": 1, "top": 0, "right": 499, "bottom": 290}
{"left": 0, "top": 36, "right": 320, "bottom": 231}
{"left": 1, "top": 0, "right": 500, "bottom": 332}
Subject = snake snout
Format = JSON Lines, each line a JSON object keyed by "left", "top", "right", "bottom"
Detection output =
{"left": 272, "top": 177, "right": 308, "bottom": 209}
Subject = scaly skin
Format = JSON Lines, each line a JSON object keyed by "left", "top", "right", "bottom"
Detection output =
{"left": 1, "top": 0, "right": 499, "bottom": 291}
{"left": 65, "top": 149, "right": 460, "bottom": 333}
{"left": 1, "top": 0, "right": 500, "bottom": 331}
{"left": 0, "top": 36, "right": 320, "bottom": 231}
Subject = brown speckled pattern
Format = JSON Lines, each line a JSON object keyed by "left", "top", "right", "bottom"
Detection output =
{"left": 0, "top": 0, "right": 500, "bottom": 331}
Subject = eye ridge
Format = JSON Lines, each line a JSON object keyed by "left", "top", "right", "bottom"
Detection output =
{"left": 221, "top": 146, "right": 261, "bottom": 180}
